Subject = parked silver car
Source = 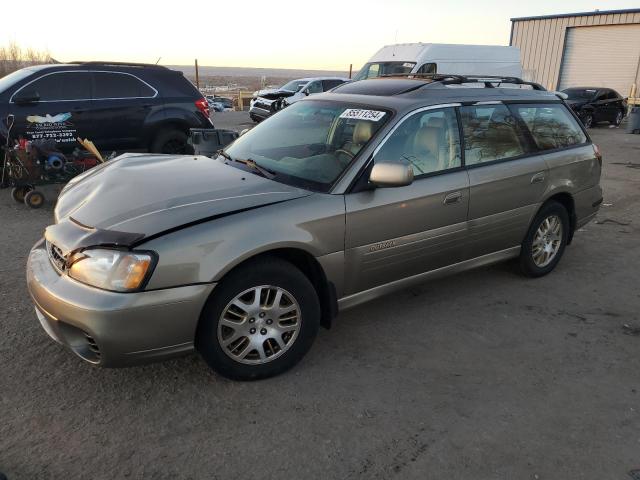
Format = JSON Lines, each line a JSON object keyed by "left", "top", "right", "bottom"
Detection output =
{"left": 26, "top": 75, "right": 603, "bottom": 380}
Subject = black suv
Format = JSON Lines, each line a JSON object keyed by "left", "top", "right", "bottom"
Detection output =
{"left": 562, "top": 87, "right": 627, "bottom": 128}
{"left": 0, "top": 62, "right": 212, "bottom": 153}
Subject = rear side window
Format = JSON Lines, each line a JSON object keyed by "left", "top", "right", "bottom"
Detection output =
{"left": 23, "top": 72, "right": 92, "bottom": 101}
{"left": 514, "top": 104, "right": 587, "bottom": 151}
{"left": 459, "top": 104, "right": 528, "bottom": 165}
{"left": 92, "top": 72, "right": 155, "bottom": 99}
{"left": 322, "top": 79, "right": 345, "bottom": 91}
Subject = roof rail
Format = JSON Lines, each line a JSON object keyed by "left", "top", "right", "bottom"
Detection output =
{"left": 67, "top": 61, "right": 169, "bottom": 69}
{"left": 379, "top": 73, "right": 547, "bottom": 91}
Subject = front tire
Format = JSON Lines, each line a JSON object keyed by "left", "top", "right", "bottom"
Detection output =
{"left": 581, "top": 112, "right": 594, "bottom": 129}
{"left": 519, "top": 201, "right": 570, "bottom": 277}
{"left": 196, "top": 258, "right": 320, "bottom": 380}
{"left": 24, "top": 190, "right": 45, "bottom": 209}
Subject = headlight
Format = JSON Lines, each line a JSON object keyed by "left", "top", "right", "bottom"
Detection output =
{"left": 68, "top": 249, "right": 155, "bottom": 292}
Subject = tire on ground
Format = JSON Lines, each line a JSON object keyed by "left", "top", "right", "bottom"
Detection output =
{"left": 196, "top": 257, "right": 321, "bottom": 380}
{"left": 24, "top": 190, "right": 45, "bottom": 209}
{"left": 519, "top": 200, "right": 570, "bottom": 278}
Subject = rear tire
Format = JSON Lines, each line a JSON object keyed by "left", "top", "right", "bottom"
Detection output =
{"left": 612, "top": 109, "right": 624, "bottom": 126}
{"left": 150, "top": 128, "right": 190, "bottom": 154}
{"left": 24, "top": 190, "right": 45, "bottom": 209}
{"left": 519, "top": 201, "right": 570, "bottom": 278}
{"left": 196, "top": 257, "right": 320, "bottom": 380}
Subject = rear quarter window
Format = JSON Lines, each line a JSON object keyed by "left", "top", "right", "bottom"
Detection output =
{"left": 513, "top": 104, "right": 587, "bottom": 151}
{"left": 92, "top": 72, "right": 155, "bottom": 99}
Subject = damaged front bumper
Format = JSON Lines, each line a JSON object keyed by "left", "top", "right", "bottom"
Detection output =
{"left": 26, "top": 238, "right": 215, "bottom": 366}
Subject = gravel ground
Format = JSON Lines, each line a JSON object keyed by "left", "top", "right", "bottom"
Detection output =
{"left": 1, "top": 116, "right": 639, "bottom": 480}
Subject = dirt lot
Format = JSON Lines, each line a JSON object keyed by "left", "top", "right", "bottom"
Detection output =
{"left": 1, "top": 117, "right": 639, "bottom": 480}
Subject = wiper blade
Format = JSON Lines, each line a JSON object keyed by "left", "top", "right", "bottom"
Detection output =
{"left": 216, "top": 149, "right": 233, "bottom": 161}
{"left": 218, "top": 150, "right": 276, "bottom": 179}
{"left": 235, "top": 157, "right": 276, "bottom": 179}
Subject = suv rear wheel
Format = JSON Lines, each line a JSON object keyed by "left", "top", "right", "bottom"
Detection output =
{"left": 196, "top": 258, "right": 320, "bottom": 380}
{"left": 151, "top": 128, "right": 190, "bottom": 154}
{"left": 612, "top": 109, "right": 624, "bottom": 126}
{"left": 519, "top": 201, "right": 570, "bottom": 277}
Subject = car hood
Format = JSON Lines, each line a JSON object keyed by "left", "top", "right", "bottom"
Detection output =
{"left": 260, "top": 90, "right": 297, "bottom": 100}
{"left": 50, "top": 153, "right": 311, "bottom": 253}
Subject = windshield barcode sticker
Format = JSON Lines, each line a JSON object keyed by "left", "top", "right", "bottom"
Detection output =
{"left": 339, "top": 109, "right": 386, "bottom": 121}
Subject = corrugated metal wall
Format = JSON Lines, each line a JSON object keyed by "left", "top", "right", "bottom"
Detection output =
{"left": 511, "top": 10, "right": 640, "bottom": 91}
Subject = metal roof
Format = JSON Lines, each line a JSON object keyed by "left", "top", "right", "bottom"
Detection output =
{"left": 511, "top": 8, "right": 640, "bottom": 22}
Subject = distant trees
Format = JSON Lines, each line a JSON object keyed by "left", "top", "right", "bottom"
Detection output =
{"left": 0, "top": 42, "right": 53, "bottom": 77}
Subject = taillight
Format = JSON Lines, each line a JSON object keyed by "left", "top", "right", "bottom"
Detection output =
{"left": 195, "top": 98, "right": 210, "bottom": 118}
{"left": 593, "top": 143, "right": 602, "bottom": 167}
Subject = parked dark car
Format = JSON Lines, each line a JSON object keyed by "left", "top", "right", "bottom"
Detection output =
{"left": 561, "top": 87, "right": 627, "bottom": 128}
{"left": 0, "top": 62, "right": 213, "bottom": 153}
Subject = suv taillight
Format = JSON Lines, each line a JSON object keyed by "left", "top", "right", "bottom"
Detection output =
{"left": 195, "top": 98, "right": 210, "bottom": 118}
{"left": 593, "top": 143, "right": 602, "bottom": 167}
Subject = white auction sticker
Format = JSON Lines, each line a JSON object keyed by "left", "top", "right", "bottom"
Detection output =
{"left": 339, "top": 109, "right": 386, "bottom": 122}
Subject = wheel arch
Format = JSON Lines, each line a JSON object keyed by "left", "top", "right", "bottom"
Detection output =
{"left": 209, "top": 247, "right": 337, "bottom": 330}
{"left": 538, "top": 191, "right": 577, "bottom": 244}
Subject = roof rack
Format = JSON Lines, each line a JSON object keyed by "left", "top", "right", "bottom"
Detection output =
{"left": 67, "top": 61, "right": 169, "bottom": 69}
{"left": 379, "top": 73, "right": 546, "bottom": 91}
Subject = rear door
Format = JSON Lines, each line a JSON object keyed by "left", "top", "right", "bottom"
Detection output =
{"left": 460, "top": 103, "right": 547, "bottom": 259}
{"left": 89, "top": 71, "right": 158, "bottom": 150}
{"left": 9, "top": 71, "right": 93, "bottom": 149}
{"left": 344, "top": 106, "right": 469, "bottom": 295}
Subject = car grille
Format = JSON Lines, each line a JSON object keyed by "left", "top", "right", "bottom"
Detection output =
{"left": 46, "top": 240, "right": 67, "bottom": 273}
{"left": 255, "top": 101, "right": 273, "bottom": 111}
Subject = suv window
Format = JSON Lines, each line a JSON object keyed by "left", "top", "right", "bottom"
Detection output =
{"left": 93, "top": 72, "right": 155, "bottom": 99}
{"left": 306, "top": 81, "right": 323, "bottom": 94}
{"left": 374, "top": 107, "right": 461, "bottom": 176}
{"left": 606, "top": 90, "right": 619, "bottom": 100}
{"left": 514, "top": 104, "right": 587, "bottom": 150}
{"left": 459, "top": 104, "right": 527, "bottom": 165}
{"left": 594, "top": 91, "right": 608, "bottom": 101}
{"left": 322, "top": 79, "right": 344, "bottom": 91}
{"left": 23, "top": 72, "right": 92, "bottom": 101}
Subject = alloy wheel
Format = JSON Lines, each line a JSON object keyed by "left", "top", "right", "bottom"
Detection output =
{"left": 532, "top": 215, "right": 563, "bottom": 268}
{"left": 217, "top": 285, "right": 301, "bottom": 365}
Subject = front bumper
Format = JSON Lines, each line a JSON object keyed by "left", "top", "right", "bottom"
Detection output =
{"left": 249, "top": 104, "right": 272, "bottom": 120}
{"left": 26, "top": 239, "right": 215, "bottom": 367}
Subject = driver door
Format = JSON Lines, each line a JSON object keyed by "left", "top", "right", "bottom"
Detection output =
{"left": 344, "top": 107, "right": 470, "bottom": 295}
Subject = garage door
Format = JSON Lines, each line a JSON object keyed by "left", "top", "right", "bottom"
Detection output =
{"left": 559, "top": 24, "right": 640, "bottom": 97}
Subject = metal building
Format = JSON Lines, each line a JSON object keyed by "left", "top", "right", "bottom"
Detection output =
{"left": 510, "top": 9, "right": 640, "bottom": 100}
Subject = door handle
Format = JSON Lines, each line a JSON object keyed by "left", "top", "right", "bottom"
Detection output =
{"left": 443, "top": 191, "right": 462, "bottom": 205}
{"left": 531, "top": 172, "right": 545, "bottom": 184}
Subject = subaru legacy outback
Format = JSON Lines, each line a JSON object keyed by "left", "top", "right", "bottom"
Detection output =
{"left": 26, "top": 75, "right": 603, "bottom": 380}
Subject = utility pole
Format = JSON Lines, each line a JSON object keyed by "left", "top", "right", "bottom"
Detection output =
{"left": 349, "top": 64, "right": 352, "bottom": 79}
{"left": 195, "top": 59, "right": 200, "bottom": 90}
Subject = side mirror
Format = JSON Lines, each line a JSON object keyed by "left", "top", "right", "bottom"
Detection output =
{"left": 369, "top": 161, "right": 414, "bottom": 188}
{"left": 14, "top": 89, "right": 40, "bottom": 104}
{"left": 302, "top": 90, "right": 310, "bottom": 96}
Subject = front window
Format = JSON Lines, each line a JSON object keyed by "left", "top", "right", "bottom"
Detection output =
{"left": 224, "top": 100, "right": 390, "bottom": 192}
{"left": 562, "top": 88, "right": 597, "bottom": 100}
{"left": 354, "top": 62, "right": 416, "bottom": 81}
{"left": 0, "top": 68, "right": 34, "bottom": 95}
{"left": 280, "top": 80, "right": 307, "bottom": 92}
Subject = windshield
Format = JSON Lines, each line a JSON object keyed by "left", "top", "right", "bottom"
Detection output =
{"left": 0, "top": 68, "right": 34, "bottom": 95}
{"left": 354, "top": 62, "right": 416, "bottom": 81}
{"left": 224, "top": 100, "right": 389, "bottom": 192}
{"left": 281, "top": 80, "right": 307, "bottom": 92}
{"left": 562, "top": 88, "right": 597, "bottom": 100}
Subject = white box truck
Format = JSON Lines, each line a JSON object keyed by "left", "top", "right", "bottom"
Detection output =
{"left": 354, "top": 43, "right": 522, "bottom": 80}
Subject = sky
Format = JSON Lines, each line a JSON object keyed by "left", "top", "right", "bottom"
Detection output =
{"left": 2, "top": 0, "right": 639, "bottom": 70}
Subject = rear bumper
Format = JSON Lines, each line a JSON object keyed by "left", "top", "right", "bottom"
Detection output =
{"left": 27, "top": 238, "right": 215, "bottom": 367}
{"left": 574, "top": 184, "right": 603, "bottom": 229}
